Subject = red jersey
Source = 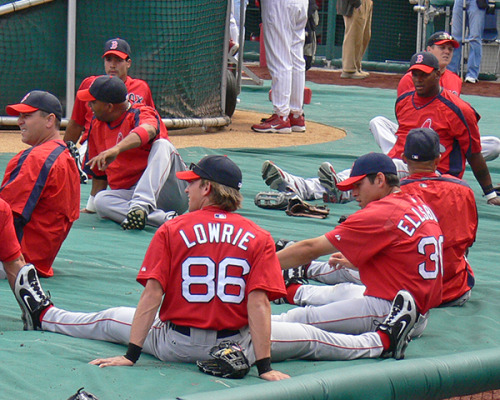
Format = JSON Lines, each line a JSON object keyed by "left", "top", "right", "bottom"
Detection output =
{"left": 325, "top": 192, "right": 443, "bottom": 314}
{"left": 86, "top": 103, "right": 169, "bottom": 190}
{"left": 0, "top": 140, "right": 80, "bottom": 277}
{"left": 398, "top": 69, "right": 462, "bottom": 97}
{"left": 0, "top": 198, "right": 22, "bottom": 263}
{"left": 72, "top": 75, "right": 155, "bottom": 143}
{"left": 137, "top": 205, "right": 286, "bottom": 330}
{"left": 389, "top": 89, "right": 482, "bottom": 178}
{"left": 401, "top": 172, "right": 477, "bottom": 304}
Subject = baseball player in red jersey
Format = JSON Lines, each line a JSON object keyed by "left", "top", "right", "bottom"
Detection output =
{"left": 0, "top": 198, "right": 52, "bottom": 330}
{"left": 274, "top": 153, "right": 443, "bottom": 339}
{"left": 0, "top": 91, "right": 80, "bottom": 277}
{"left": 15, "top": 155, "right": 425, "bottom": 380}
{"left": 64, "top": 38, "right": 155, "bottom": 213}
{"left": 284, "top": 128, "right": 477, "bottom": 308}
{"left": 79, "top": 75, "right": 188, "bottom": 229}
{"left": 371, "top": 35, "right": 499, "bottom": 161}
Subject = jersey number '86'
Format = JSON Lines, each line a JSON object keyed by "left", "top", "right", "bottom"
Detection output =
{"left": 182, "top": 256, "right": 249, "bottom": 304}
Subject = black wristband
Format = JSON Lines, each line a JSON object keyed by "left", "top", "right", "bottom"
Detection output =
{"left": 124, "top": 343, "right": 142, "bottom": 364}
{"left": 255, "top": 357, "right": 272, "bottom": 375}
{"left": 482, "top": 184, "right": 494, "bottom": 196}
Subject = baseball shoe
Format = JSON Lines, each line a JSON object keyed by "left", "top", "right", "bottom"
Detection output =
{"left": 262, "top": 160, "right": 299, "bottom": 193}
{"left": 228, "top": 39, "right": 239, "bottom": 57}
{"left": 376, "top": 290, "right": 419, "bottom": 360}
{"left": 283, "top": 264, "right": 310, "bottom": 281}
{"left": 252, "top": 114, "right": 292, "bottom": 134}
{"left": 66, "top": 141, "right": 88, "bottom": 184}
{"left": 121, "top": 208, "right": 148, "bottom": 230}
{"left": 14, "top": 264, "right": 53, "bottom": 330}
{"left": 275, "top": 238, "right": 295, "bottom": 251}
{"left": 318, "top": 162, "right": 342, "bottom": 203}
{"left": 340, "top": 71, "right": 367, "bottom": 79}
{"left": 289, "top": 113, "right": 306, "bottom": 132}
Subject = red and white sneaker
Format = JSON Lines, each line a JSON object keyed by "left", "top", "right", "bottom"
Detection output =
{"left": 252, "top": 114, "right": 292, "bottom": 134}
{"left": 289, "top": 113, "right": 306, "bottom": 132}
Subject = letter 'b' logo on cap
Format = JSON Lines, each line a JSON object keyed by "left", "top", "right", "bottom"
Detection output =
{"left": 110, "top": 40, "right": 118, "bottom": 50}
{"left": 416, "top": 54, "right": 424, "bottom": 64}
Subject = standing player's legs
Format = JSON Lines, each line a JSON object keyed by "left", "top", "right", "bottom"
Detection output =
{"left": 449, "top": 0, "right": 463, "bottom": 74}
{"left": 464, "top": 2, "right": 486, "bottom": 80}
{"left": 288, "top": 0, "right": 308, "bottom": 117}
{"left": 270, "top": 321, "right": 384, "bottom": 362}
{"left": 342, "top": 8, "right": 366, "bottom": 73}
{"left": 355, "top": 0, "right": 373, "bottom": 73}
{"left": 369, "top": 116, "right": 398, "bottom": 154}
{"left": 131, "top": 139, "right": 189, "bottom": 222}
{"left": 272, "top": 295, "right": 392, "bottom": 334}
{"left": 261, "top": 0, "right": 293, "bottom": 117}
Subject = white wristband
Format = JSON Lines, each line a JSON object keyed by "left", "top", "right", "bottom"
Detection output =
{"left": 86, "top": 195, "right": 96, "bottom": 212}
{"left": 485, "top": 191, "right": 498, "bottom": 201}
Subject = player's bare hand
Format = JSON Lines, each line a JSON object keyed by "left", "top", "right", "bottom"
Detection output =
{"left": 87, "top": 147, "right": 120, "bottom": 171}
{"left": 259, "top": 370, "right": 290, "bottom": 381}
{"left": 487, "top": 196, "right": 500, "bottom": 206}
{"left": 89, "top": 355, "right": 134, "bottom": 368}
{"left": 328, "top": 252, "right": 356, "bottom": 270}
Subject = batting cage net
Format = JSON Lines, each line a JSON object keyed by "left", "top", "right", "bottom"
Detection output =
{"left": 0, "top": 0, "right": 229, "bottom": 125}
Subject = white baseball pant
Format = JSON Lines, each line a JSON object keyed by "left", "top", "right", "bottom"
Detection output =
{"left": 369, "top": 116, "right": 500, "bottom": 161}
{"left": 94, "top": 139, "right": 188, "bottom": 227}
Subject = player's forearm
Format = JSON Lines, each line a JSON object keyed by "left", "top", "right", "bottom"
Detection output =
{"left": 64, "top": 120, "right": 84, "bottom": 143}
{"left": 128, "top": 279, "right": 164, "bottom": 348}
{"left": 468, "top": 152, "right": 494, "bottom": 194}
{"left": 247, "top": 290, "right": 272, "bottom": 362}
{"left": 114, "top": 124, "right": 156, "bottom": 154}
{"left": 278, "top": 236, "right": 336, "bottom": 270}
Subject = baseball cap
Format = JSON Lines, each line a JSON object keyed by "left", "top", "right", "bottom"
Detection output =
{"left": 176, "top": 155, "right": 243, "bottom": 190}
{"left": 6, "top": 90, "right": 63, "bottom": 121}
{"left": 408, "top": 52, "right": 439, "bottom": 74}
{"left": 404, "top": 128, "right": 442, "bottom": 161}
{"left": 103, "top": 38, "right": 131, "bottom": 60}
{"left": 77, "top": 75, "right": 128, "bottom": 104}
{"left": 336, "top": 153, "right": 397, "bottom": 191}
{"left": 427, "top": 31, "right": 459, "bottom": 49}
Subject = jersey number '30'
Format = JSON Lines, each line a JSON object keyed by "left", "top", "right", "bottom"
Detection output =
{"left": 418, "top": 235, "right": 444, "bottom": 279}
{"left": 182, "top": 257, "right": 250, "bottom": 304}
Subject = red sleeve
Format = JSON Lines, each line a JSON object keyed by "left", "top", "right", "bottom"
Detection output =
{"left": 397, "top": 73, "right": 414, "bottom": 97}
{"left": 0, "top": 199, "right": 22, "bottom": 262}
{"left": 71, "top": 77, "right": 95, "bottom": 127}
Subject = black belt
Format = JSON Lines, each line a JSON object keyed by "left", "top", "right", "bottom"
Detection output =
{"left": 170, "top": 323, "right": 239, "bottom": 339}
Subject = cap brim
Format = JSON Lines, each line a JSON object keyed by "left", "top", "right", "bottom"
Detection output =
{"left": 408, "top": 64, "right": 435, "bottom": 74}
{"left": 434, "top": 39, "right": 459, "bottom": 48}
{"left": 76, "top": 89, "right": 97, "bottom": 102}
{"left": 102, "top": 50, "right": 129, "bottom": 60}
{"left": 5, "top": 103, "right": 38, "bottom": 116}
{"left": 336, "top": 174, "right": 367, "bottom": 191}
{"left": 176, "top": 170, "right": 201, "bottom": 181}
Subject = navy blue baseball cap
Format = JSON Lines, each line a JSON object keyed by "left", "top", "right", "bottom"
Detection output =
{"left": 77, "top": 75, "right": 127, "bottom": 104}
{"left": 337, "top": 153, "right": 397, "bottom": 191}
{"left": 6, "top": 90, "right": 63, "bottom": 121}
{"left": 176, "top": 155, "right": 243, "bottom": 190}
{"left": 408, "top": 52, "right": 439, "bottom": 74}
{"left": 404, "top": 128, "right": 442, "bottom": 161}
{"left": 103, "top": 38, "right": 131, "bottom": 60}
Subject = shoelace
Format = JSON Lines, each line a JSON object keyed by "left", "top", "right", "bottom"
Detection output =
{"left": 30, "top": 280, "right": 51, "bottom": 306}
{"left": 374, "top": 303, "right": 402, "bottom": 330}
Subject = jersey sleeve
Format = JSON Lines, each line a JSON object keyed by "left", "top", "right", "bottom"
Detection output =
{"left": 0, "top": 200, "right": 22, "bottom": 262}
{"left": 137, "top": 226, "right": 171, "bottom": 290}
{"left": 71, "top": 77, "right": 94, "bottom": 127}
{"left": 397, "top": 73, "right": 414, "bottom": 97}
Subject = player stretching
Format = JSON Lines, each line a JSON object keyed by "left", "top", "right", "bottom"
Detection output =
{"left": 15, "top": 155, "right": 426, "bottom": 381}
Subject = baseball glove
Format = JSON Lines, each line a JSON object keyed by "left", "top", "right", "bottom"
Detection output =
{"left": 254, "top": 191, "right": 295, "bottom": 210}
{"left": 196, "top": 340, "right": 250, "bottom": 379}
{"left": 66, "top": 141, "right": 88, "bottom": 184}
{"left": 286, "top": 196, "right": 329, "bottom": 219}
{"left": 66, "top": 387, "right": 99, "bottom": 400}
